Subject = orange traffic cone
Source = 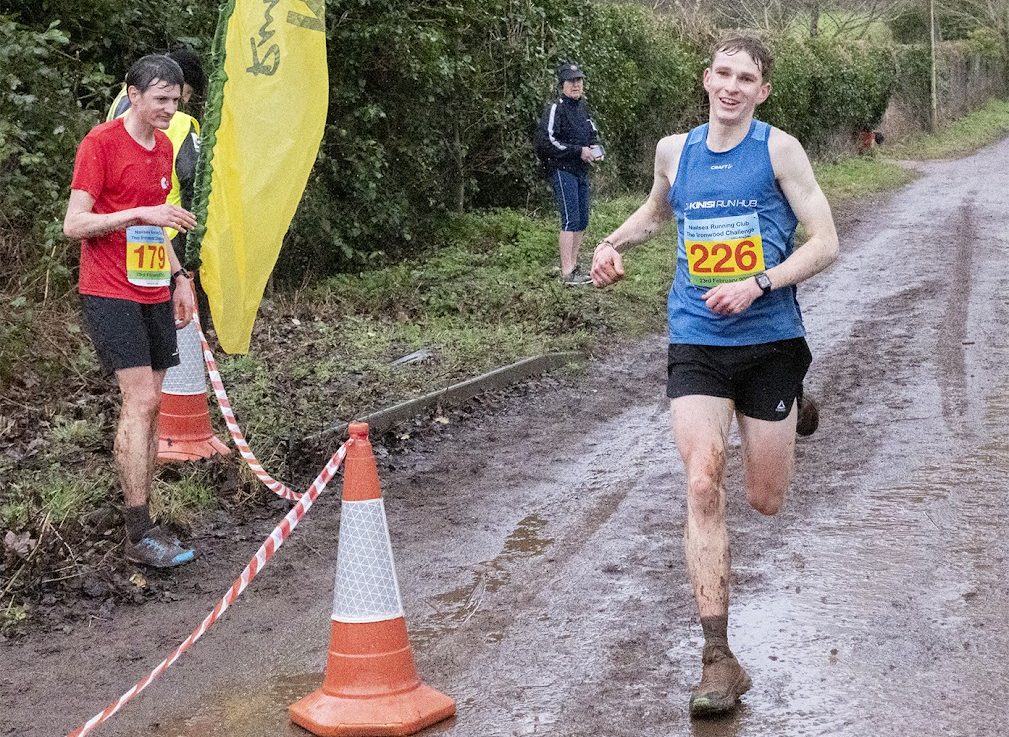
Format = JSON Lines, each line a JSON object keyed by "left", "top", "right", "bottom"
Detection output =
{"left": 289, "top": 422, "right": 456, "bottom": 737}
{"left": 157, "top": 321, "right": 230, "bottom": 462}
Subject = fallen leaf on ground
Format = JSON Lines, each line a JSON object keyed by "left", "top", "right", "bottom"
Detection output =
{"left": 4, "top": 531, "right": 36, "bottom": 558}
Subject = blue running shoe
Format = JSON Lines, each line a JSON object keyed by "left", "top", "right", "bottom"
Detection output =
{"left": 125, "top": 527, "right": 196, "bottom": 568}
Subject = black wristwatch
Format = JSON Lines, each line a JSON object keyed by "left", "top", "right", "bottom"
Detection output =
{"left": 754, "top": 271, "right": 772, "bottom": 295}
{"left": 172, "top": 269, "right": 191, "bottom": 282}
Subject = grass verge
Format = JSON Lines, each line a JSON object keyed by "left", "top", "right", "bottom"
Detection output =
{"left": 213, "top": 196, "right": 676, "bottom": 456}
{"left": 809, "top": 99, "right": 1009, "bottom": 206}
{"left": 813, "top": 156, "right": 918, "bottom": 203}
{"left": 887, "top": 98, "right": 1009, "bottom": 160}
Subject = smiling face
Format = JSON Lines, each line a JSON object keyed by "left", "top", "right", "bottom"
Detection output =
{"left": 703, "top": 49, "right": 770, "bottom": 127}
{"left": 127, "top": 79, "right": 181, "bottom": 130}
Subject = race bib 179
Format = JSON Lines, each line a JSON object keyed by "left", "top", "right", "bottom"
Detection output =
{"left": 125, "top": 225, "right": 170, "bottom": 288}
{"left": 684, "top": 212, "right": 765, "bottom": 288}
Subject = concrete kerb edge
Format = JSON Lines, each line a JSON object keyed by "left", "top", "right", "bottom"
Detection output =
{"left": 301, "top": 351, "right": 585, "bottom": 448}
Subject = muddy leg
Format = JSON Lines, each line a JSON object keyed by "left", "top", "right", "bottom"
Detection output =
{"left": 114, "top": 367, "right": 165, "bottom": 536}
{"left": 670, "top": 396, "right": 734, "bottom": 621}
{"left": 671, "top": 396, "right": 752, "bottom": 716}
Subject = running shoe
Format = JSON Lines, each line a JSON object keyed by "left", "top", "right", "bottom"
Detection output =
{"left": 560, "top": 266, "right": 592, "bottom": 286}
{"left": 689, "top": 644, "right": 752, "bottom": 717}
{"left": 796, "top": 392, "right": 820, "bottom": 437}
{"left": 125, "top": 527, "right": 196, "bottom": 568}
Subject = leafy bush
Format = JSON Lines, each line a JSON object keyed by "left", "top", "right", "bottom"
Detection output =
{"left": 280, "top": 0, "right": 592, "bottom": 279}
{"left": 578, "top": 3, "right": 703, "bottom": 188}
{"left": 0, "top": 19, "right": 103, "bottom": 289}
{"left": 761, "top": 37, "right": 895, "bottom": 149}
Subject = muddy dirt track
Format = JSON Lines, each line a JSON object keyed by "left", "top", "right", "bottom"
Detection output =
{"left": 7, "top": 138, "right": 1009, "bottom": 737}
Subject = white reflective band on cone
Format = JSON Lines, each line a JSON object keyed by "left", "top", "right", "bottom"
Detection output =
{"left": 331, "top": 499, "right": 405, "bottom": 623}
{"left": 163, "top": 321, "right": 208, "bottom": 395}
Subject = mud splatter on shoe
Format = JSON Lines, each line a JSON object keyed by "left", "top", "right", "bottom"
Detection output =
{"left": 689, "top": 644, "right": 752, "bottom": 718}
{"left": 796, "top": 392, "right": 819, "bottom": 437}
{"left": 124, "top": 527, "right": 195, "bottom": 568}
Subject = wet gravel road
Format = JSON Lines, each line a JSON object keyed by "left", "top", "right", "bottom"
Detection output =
{"left": 7, "top": 137, "right": 1009, "bottom": 737}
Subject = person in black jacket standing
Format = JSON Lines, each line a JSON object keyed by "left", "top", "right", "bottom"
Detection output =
{"left": 536, "top": 63, "right": 603, "bottom": 285}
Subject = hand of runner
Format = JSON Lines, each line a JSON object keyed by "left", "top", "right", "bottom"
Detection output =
{"left": 580, "top": 146, "right": 596, "bottom": 163}
{"left": 702, "top": 278, "right": 762, "bottom": 315}
{"left": 172, "top": 276, "right": 196, "bottom": 329}
{"left": 591, "top": 243, "right": 624, "bottom": 287}
{"left": 142, "top": 204, "right": 197, "bottom": 233}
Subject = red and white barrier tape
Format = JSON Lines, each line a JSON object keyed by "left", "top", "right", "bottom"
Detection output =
{"left": 196, "top": 320, "right": 302, "bottom": 501}
{"left": 66, "top": 440, "right": 350, "bottom": 737}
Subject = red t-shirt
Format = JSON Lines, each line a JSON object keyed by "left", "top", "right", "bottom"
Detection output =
{"left": 71, "top": 118, "right": 174, "bottom": 303}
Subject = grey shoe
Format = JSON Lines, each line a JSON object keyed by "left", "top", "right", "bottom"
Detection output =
{"left": 561, "top": 265, "right": 592, "bottom": 286}
{"left": 125, "top": 527, "right": 196, "bottom": 568}
{"left": 689, "top": 644, "right": 752, "bottom": 717}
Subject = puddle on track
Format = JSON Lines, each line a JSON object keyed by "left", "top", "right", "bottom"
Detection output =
{"left": 151, "top": 674, "right": 320, "bottom": 737}
{"left": 411, "top": 513, "right": 553, "bottom": 649}
{"left": 718, "top": 389, "right": 1009, "bottom": 736}
{"left": 155, "top": 514, "right": 556, "bottom": 737}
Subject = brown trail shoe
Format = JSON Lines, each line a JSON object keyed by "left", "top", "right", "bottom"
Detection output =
{"left": 796, "top": 392, "right": 819, "bottom": 437}
{"left": 689, "top": 644, "right": 752, "bottom": 717}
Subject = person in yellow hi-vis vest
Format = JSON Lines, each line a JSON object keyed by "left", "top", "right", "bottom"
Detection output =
{"left": 109, "top": 48, "right": 209, "bottom": 324}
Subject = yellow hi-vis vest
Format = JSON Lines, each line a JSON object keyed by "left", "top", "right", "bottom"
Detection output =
{"left": 107, "top": 86, "right": 201, "bottom": 240}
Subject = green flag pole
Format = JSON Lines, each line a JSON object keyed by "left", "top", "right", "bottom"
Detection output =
{"left": 186, "top": 0, "right": 237, "bottom": 270}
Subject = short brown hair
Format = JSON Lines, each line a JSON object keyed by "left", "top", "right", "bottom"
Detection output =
{"left": 711, "top": 35, "right": 773, "bottom": 81}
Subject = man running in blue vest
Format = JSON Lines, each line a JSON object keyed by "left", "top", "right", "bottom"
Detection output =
{"left": 591, "top": 36, "right": 838, "bottom": 716}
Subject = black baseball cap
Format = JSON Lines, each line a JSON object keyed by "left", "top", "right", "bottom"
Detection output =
{"left": 557, "top": 63, "right": 585, "bottom": 82}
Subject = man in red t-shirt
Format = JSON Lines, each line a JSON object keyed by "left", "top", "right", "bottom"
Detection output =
{"left": 64, "top": 55, "right": 199, "bottom": 568}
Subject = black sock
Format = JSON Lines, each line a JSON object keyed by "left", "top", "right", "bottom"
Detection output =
{"left": 124, "top": 505, "right": 154, "bottom": 543}
{"left": 700, "top": 615, "right": 729, "bottom": 650}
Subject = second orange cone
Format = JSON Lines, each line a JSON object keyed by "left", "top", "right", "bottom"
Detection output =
{"left": 157, "top": 321, "right": 230, "bottom": 462}
{"left": 289, "top": 422, "right": 456, "bottom": 737}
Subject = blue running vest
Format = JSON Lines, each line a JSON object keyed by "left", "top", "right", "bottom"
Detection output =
{"left": 667, "top": 120, "right": 804, "bottom": 346}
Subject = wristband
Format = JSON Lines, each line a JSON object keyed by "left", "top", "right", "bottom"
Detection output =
{"left": 595, "top": 239, "right": 616, "bottom": 253}
{"left": 172, "top": 269, "right": 192, "bottom": 282}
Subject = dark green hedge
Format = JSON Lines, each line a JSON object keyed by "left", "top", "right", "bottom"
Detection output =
{"left": 761, "top": 37, "right": 895, "bottom": 149}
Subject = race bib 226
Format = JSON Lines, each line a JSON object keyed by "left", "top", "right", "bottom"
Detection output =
{"left": 684, "top": 212, "right": 765, "bottom": 288}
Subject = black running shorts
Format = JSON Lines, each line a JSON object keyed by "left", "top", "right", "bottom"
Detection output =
{"left": 666, "top": 338, "right": 812, "bottom": 421}
{"left": 80, "top": 295, "right": 180, "bottom": 373}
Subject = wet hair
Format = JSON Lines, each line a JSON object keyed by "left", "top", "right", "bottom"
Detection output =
{"left": 711, "top": 35, "right": 773, "bottom": 81}
{"left": 125, "top": 54, "right": 185, "bottom": 94}
{"left": 168, "top": 47, "right": 208, "bottom": 97}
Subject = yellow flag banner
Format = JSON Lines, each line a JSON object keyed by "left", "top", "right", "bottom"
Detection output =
{"left": 190, "top": 0, "right": 327, "bottom": 354}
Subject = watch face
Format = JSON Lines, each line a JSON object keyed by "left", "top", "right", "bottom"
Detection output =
{"left": 755, "top": 273, "right": 771, "bottom": 292}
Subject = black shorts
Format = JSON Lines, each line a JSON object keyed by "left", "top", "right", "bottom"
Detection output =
{"left": 80, "top": 295, "right": 180, "bottom": 373}
{"left": 666, "top": 338, "right": 812, "bottom": 421}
